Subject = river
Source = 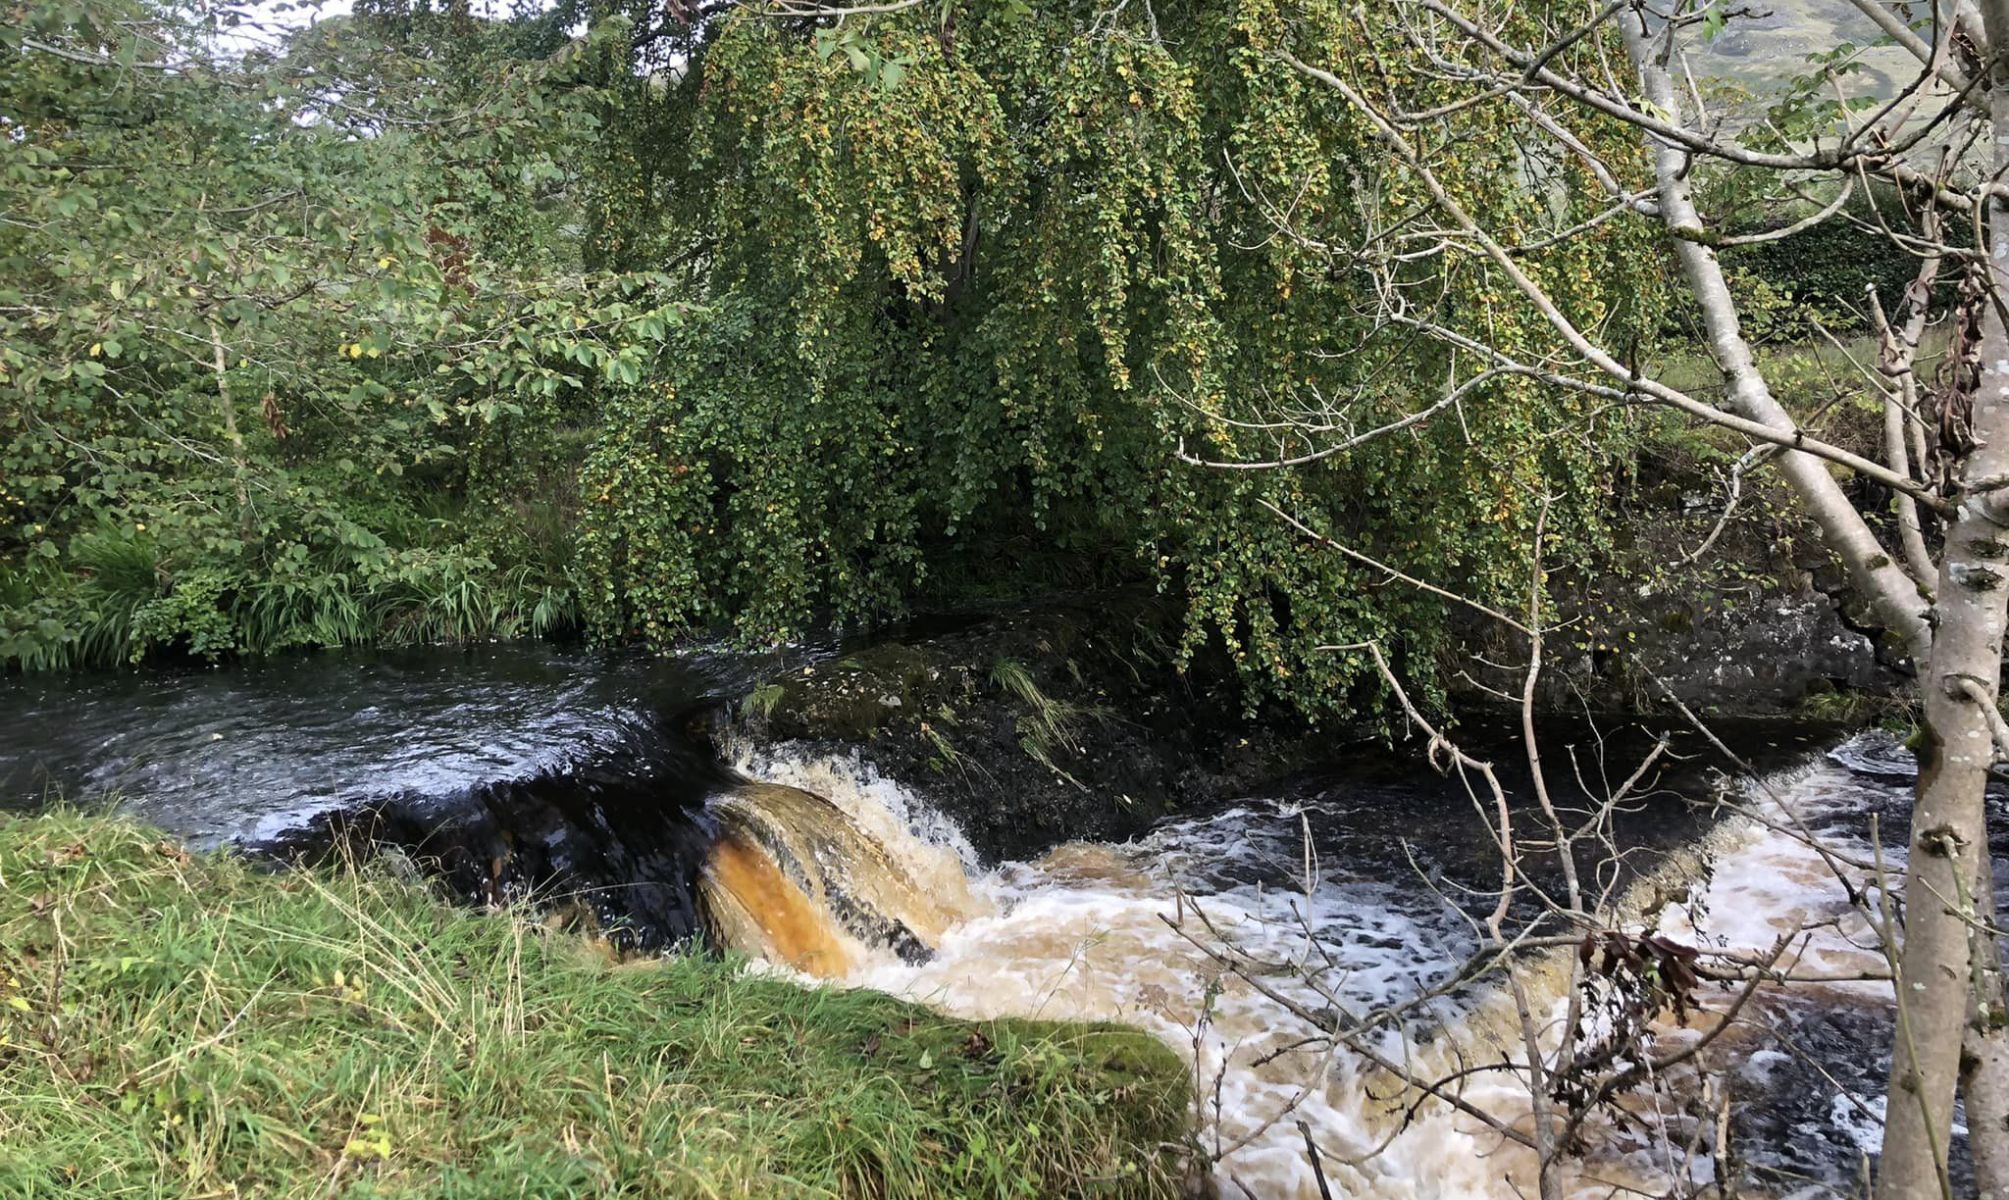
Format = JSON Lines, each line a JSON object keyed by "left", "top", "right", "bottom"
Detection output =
{"left": 2, "top": 644, "right": 1999, "bottom": 1196}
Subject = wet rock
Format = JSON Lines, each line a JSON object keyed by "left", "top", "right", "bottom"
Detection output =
{"left": 258, "top": 720, "right": 729, "bottom": 951}
{"left": 744, "top": 642, "right": 947, "bottom": 742}
{"left": 0, "top": 643, "right": 769, "bottom": 950}
{"left": 1598, "top": 590, "right": 1890, "bottom": 711}
{"left": 1457, "top": 484, "right": 1908, "bottom": 715}
{"left": 725, "top": 597, "right": 1341, "bottom": 865}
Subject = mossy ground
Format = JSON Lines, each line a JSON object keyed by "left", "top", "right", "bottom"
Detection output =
{"left": 0, "top": 812, "right": 1191, "bottom": 1199}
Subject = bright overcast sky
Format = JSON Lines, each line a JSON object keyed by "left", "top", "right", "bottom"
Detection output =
{"left": 216, "top": 0, "right": 540, "bottom": 55}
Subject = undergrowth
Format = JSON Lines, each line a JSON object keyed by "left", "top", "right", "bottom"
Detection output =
{"left": 0, "top": 812, "right": 1190, "bottom": 1199}
{"left": 0, "top": 520, "right": 579, "bottom": 673}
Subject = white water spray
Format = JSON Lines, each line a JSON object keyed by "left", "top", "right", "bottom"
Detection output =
{"left": 723, "top": 737, "right": 1909, "bottom": 1198}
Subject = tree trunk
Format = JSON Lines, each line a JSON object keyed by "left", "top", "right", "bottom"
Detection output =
{"left": 1878, "top": 10, "right": 2009, "bottom": 1194}
{"left": 1885, "top": 682, "right": 1997, "bottom": 1199}
{"left": 208, "top": 318, "right": 251, "bottom": 522}
{"left": 1619, "top": 18, "right": 1933, "bottom": 662}
{"left": 1964, "top": 853, "right": 2009, "bottom": 1199}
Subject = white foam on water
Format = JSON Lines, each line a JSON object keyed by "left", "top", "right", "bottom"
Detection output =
{"left": 1652, "top": 746, "right": 1897, "bottom": 997}
{"left": 1828, "top": 1093, "right": 1888, "bottom": 1155}
{"left": 733, "top": 738, "right": 1910, "bottom": 1199}
{"left": 732, "top": 742, "right": 986, "bottom": 874}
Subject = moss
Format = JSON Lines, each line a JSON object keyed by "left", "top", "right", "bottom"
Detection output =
{"left": 749, "top": 643, "right": 955, "bottom": 741}
{"left": 0, "top": 812, "right": 1191, "bottom": 1200}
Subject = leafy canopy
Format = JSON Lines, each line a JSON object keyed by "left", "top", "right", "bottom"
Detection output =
{"left": 0, "top": 0, "right": 679, "bottom": 667}
{"left": 574, "top": 0, "right": 1664, "bottom": 712}
{"left": 4, "top": 0, "right": 1664, "bottom": 718}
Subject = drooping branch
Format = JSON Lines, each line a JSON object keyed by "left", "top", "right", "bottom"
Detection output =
{"left": 1618, "top": 12, "right": 1937, "bottom": 660}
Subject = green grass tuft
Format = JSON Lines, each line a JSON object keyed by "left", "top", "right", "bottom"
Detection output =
{"left": 0, "top": 812, "right": 1191, "bottom": 1200}
{"left": 745, "top": 681, "right": 788, "bottom": 722}
{"left": 990, "top": 659, "right": 1113, "bottom": 789}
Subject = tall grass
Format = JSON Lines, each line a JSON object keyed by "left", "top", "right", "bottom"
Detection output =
{"left": 990, "top": 658, "right": 1109, "bottom": 788}
{"left": 2, "top": 530, "right": 583, "bottom": 672}
{"left": 0, "top": 812, "right": 1190, "bottom": 1199}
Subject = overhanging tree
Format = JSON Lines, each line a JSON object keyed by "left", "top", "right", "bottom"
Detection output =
{"left": 1201, "top": 1, "right": 2008, "bottom": 1193}
{"left": 571, "top": 0, "right": 1666, "bottom": 713}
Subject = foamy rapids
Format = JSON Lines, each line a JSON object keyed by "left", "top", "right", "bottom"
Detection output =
{"left": 730, "top": 737, "right": 1916, "bottom": 1198}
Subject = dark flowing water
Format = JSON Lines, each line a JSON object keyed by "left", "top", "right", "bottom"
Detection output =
{"left": 0, "top": 643, "right": 817, "bottom": 946}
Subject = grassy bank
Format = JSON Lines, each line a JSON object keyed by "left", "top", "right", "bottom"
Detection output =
{"left": 0, "top": 813, "right": 1190, "bottom": 1199}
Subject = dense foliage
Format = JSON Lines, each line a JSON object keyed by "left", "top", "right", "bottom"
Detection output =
{"left": 1, "top": 0, "right": 677, "bottom": 667}
{"left": 3, "top": 0, "right": 1665, "bottom": 715}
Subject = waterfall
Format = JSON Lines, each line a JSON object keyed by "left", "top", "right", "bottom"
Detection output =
{"left": 699, "top": 750, "right": 991, "bottom": 977}
{"left": 701, "top": 737, "right": 1917, "bottom": 1198}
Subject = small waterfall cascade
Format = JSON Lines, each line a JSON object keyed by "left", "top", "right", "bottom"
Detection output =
{"left": 699, "top": 749, "right": 991, "bottom": 976}
{"left": 701, "top": 737, "right": 1932, "bottom": 1198}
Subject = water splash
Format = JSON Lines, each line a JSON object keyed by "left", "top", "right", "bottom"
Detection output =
{"left": 720, "top": 736, "right": 1934, "bottom": 1197}
{"left": 701, "top": 754, "right": 991, "bottom": 976}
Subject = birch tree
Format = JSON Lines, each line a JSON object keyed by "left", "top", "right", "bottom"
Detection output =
{"left": 1198, "top": 1, "right": 2009, "bottom": 1192}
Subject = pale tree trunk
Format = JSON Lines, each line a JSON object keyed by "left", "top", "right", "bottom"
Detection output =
{"left": 1618, "top": 20, "right": 1933, "bottom": 660}
{"left": 1879, "top": 5, "right": 2009, "bottom": 1193}
{"left": 207, "top": 318, "right": 251, "bottom": 521}
{"left": 1965, "top": 848, "right": 2008, "bottom": 1198}
{"left": 1890, "top": 565, "right": 2002, "bottom": 1200}
{"left": 1623, "top": 6, "right": 2003, "bottom": 1192}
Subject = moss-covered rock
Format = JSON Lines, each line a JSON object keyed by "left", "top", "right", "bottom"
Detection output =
{"left": 726, "top": 597, "right": 1342, "bottom": 864}
{"left": 750, "top": 643, "right": 955, "bottom": 741}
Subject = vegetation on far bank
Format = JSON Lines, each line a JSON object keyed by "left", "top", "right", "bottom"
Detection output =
{"left": 0, "top": 812, "right": 1191, "bottom": 1199}
{"left": 2, "top": 0, "right": 1922, "bottom": 716}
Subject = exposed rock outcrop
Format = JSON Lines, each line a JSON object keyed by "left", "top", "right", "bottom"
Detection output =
{"left": 723, "top": 598, "right": 1347, "bottom": 865}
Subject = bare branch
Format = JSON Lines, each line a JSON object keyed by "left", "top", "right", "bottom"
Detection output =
{"left": 1178, "top": 368, "right": 1503, "bottom": 470}
{"left": 1259, "top": 499, "right": 1532, "bottom": 635}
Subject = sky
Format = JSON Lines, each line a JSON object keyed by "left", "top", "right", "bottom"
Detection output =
{"left": 214, "top": 0, "right": 352, "bottom": 55}
{"left": 217, "top": 0, "right": 1921, "bottom": 102}
{"left": 214, "top": 0, "right": 554, "bottom": 55}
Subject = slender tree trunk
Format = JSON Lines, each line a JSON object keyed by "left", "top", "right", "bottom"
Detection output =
{"left": 208, "top": 318, "right": 251, "bottom": 522}
{"left": 1964, "top": 849, "right": 2009, "bottom": 1199}
{"left": 1887, "top": 645, "right": 1999, "bottom": 1200}
{"left": 1878, "top": 10, "right": 2009, "bottom": 1193}
{"left": 1619, "top": 19, "right": 1933, "bottom": 662}
{"left": 1619, "top": 5, "right": 2001, "bottom": 1193}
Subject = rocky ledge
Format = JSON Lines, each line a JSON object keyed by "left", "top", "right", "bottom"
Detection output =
{"left": 721, "top": 597, "right": 1348, "bottom": 864}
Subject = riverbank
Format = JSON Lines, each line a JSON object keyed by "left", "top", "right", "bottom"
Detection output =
{"left": 0, "top": 811, "right": 1192, "bottom": 1200}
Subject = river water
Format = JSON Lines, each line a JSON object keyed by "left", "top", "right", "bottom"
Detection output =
{"left": 0, "top": 643, "right": 807, "bottom": 945}
{"left": 2, "top": 645, "right": 2001, "bottom": 1196}
{"left": 737, "top": 732, "right": 2003, "bottom": 1198}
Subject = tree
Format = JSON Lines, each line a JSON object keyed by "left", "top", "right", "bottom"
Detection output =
{"left": 566, "top": 0, "right": 1667, "bottom": 712}
{"left": 1210, "top": 1, "right": 2007, "bottom": 1192}
{"left": 6, "top": 0, "right": 1671, "bottom": 694}
{"left": 0, "top": 0, "right": 683, "bottom": 666}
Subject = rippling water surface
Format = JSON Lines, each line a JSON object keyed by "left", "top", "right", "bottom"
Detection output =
{"left": 4, "top": 648, "right": 2001, "bottom": 1196}
{"left": 744, "top": 730, "right": 2004, "bottom": 1198}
